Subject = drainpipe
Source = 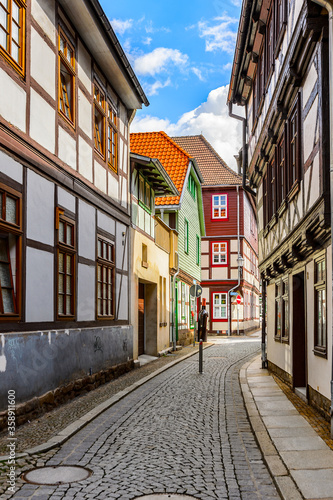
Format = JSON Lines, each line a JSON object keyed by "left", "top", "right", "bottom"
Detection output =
{"left": 228, "top": 185, "right": 241, "bottom": 336}
{"left": 172, "top": 252, "right": 179, "bottom": 351}
{"left": 306, "top": 0, "right": 333, "bottom": 436}
{"left": 261, "top": 277, "right": 267, "bottom": 369}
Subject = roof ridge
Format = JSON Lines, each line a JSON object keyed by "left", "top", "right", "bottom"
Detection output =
{"left": 196, "top": 135, "right": 242, "bottom": 181}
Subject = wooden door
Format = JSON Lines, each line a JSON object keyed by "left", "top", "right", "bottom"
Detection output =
{"left": 138, "top": 283, "right": 145, "bottom": 356}
{"left": 292, "top": 272, "right": 306, "bottom": 388}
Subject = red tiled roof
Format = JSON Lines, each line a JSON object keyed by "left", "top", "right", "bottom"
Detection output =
{"left": 172, "top": 135, "right": 242, "bottom": 186}
{"left": 130, "top": 131, "right": 192, "bottom": 206}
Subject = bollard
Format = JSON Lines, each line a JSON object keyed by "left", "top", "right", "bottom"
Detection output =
{"left": 199, "top": 339, "right": 203, "bottom": 374}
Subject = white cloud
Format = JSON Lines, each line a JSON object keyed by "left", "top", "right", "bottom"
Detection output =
{"left": 134, "top": 47, "right": 189, "bottom": 76}
{"left": 131, "top": 85, "right": 243, "bottom": 170}
{"left": 146, "top": 78, "right": 172, "bottom": 96}
{"left": 191, "top": 67, "right": 204, "bottom": 81}
{"left": 142, "top": 37, "right": 152, "bottom": 45}
{"left": 145, "top": 20, "right": 170, "bottom": 34}
{"left": 111, "top": 18, "right": 133, "bottom": 35}
{"left": 197, "top": 15, "right": 238, "bottom": 54}
{"left": 223, "top": 62, "right": 232, "bottom": 71}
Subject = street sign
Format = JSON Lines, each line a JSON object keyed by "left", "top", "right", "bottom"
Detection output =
{"left": 190, "top": 284, "right": 203, "bottom": 297}
{"left": 230, "top": 292, "right": 238, "bottom": 296}
{"left": 236, "top": 295, "right": 242, "bottom": 305}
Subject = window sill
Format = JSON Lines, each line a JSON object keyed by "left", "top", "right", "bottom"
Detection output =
{"left": 141, "top": 261, "right": 148, "bottom": 269}
{"left": 277, "top": 200, "right": 288, "bottom": 217}
{"left": 268, "top": 214, "right": 278, "bottom": 230}
{"left": 287, "top": 181, "right": 300, "bottom": 202}
{"left": 281, "top": 336, "right": 289, "bottom": 345}
{"left": 138, "top": 201, "right": 152, "bottom": 214}
{"left": 313, "top": 348, "right": 327, "bottom": 359}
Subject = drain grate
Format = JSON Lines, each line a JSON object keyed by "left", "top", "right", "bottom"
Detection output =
{"left": 135, "top": 495, "right": 198, "bottom": 499}
{"left": 22, "top": 465, "right": 92, "bottom": 485}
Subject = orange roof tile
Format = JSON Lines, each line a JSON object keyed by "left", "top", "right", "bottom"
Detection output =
{"left": 172, "top": 135, "right": 242, "bottom": 186}
{"left": 130, "top": 131, "right": 192, "bottom": 206}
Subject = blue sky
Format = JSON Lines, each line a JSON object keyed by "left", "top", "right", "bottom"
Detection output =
{"left": 99, "top": 0, "right": 243, "bottom": 169}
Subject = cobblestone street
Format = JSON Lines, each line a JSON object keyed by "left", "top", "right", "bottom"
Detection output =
{"left": 5, "top": 338, "right": 281, "bottom": 499}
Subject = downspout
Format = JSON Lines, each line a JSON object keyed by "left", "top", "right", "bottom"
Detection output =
{"left": 172, "top": 252, "right": 179, "bottom": 351}
{"left": 311, "top": 0, "right": 333, "bottom": 437}
{"left": 261, "top": 277, "right": 267, "bottom": 368}
{"left": 228, "top": 185, "right": 241, "bottom": 335}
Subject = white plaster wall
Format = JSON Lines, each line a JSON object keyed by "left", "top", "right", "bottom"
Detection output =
{"left": 108, "top": 171, "right": 119, "bottom": 202}
{"left": 201, "top": 254, "right": 209, "bottom": 268}
{"left": 31, "top": 0, "right": 56, "bottom": 44}
{"left": 58, "top": 126, "right": 77, "bottom": 170}
{"left": 78, "top": 200, "right": 95, "bottom": 260}
{"left": 212, "top": 267, "right": 228, "bottom": 280}
{"left": 57, "top": 187, "right": 76, "bottom": 213}
{"left": 120, "top": 139, "right": 127, "bottom": 174}
{"left": 30, "top": 89, "right": 55, "bottom": 153}
{"left": 27, "top": 169, "right": 54, "bottom": 245}
{"left": 116, "top": 222, "right": 128, "bottom": 272}
{"left": 201, "top": 269, "right": 209, "bottom": 280}
{"left": 77, "top": 264, "right": 95, "bottom": 321}
{"left": 78, "top": 136, "right": 93, "bottom": 182}
{"left": 116, "top": 274, "right": 128, "bottom": 320}
{"left": 230, "top": 240, "right": 238, "bottom": 252}
{"left": 230, "top": 254, "right": 238, "bottom": 267}
{"left": 121, "top": 178, "right": 128, "bottom": 208}
{"left": 26, "top": 247, "right": 54, "bottom": 322}
{"left": 304, "top": 154, "right": 320, "bottom": 209}
{"left": 78, "top": 89, "right": 92, "bottom": 139}
{"left": 30, "top": 27, "right": 55, "bottom": 99}
{"left": 201, "top": 240, "right": 209, "bottom": 253}
{"left": 0, "top": 150, "right": 23, "bottom": 184}
{"left": 303, "top": 63, "right": 318, "bottom": 107}
{"left": 94, "top": 161, "right": 107, "bottom": 194}
{"left": 77, "top": 40, "right": 91, "bottom": 93}
{"left": 303, "top": 96, "right": 319, "bottom": 164}
{"left": 97, "top": 211, "right": 115, "bottom": 236}
{"left": 0, "top": 68, "right": 26, "bottom": 132}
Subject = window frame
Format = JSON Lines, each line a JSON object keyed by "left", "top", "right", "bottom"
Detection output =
{"left": 288, "top": 95, "right": 302, "bottom": 194}
{"left": 184, "top": 219, "right": 189, "bottom": 254}
{"left": 211, "top": 194, "right": 228, "bottom": 220}
{"left": 0, "top": 0, "right": 26, "bottom": 76}
{"left": 188, "top": 174, "right": 196, "bottom": 199}
{"left": 314, "top": 255, "right": 327, "bottom": 356}
{"left": 0, "top": 183, "right": 22, "bottom": 319}
{"left": 274, "top": 276, "right": 289, "bottom": 343}
{"left": 58, "top": 27, "right": 75, "bottom": 126}
{"left": 94, "top": 82, "right": 106, "bottom": 158}
{"left": 56, "top": 209, "right": 76, "bottom": 320}
{"left": 138, "top": 174, "right": 153, "bottom": 214}
{"left": 107, "top": 102, "right": 118, "bottom": 173}
{"left": 196, "top": 235, "right": 200, "bottom": 266}
{"left": 212, "top": 292, "right": 228, "bottom": 321}
{"left": 96, "top": 235, "right": 115, "bottom": 320}
{"left": 211, "top": 241, "right": 228, "bottom": 267}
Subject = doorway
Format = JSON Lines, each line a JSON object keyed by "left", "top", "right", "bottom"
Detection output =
{"left": 292, "top": 272, "right": 307, "bottom": 391}
{"left": 138, "top": 283, "right": 145, "bottom": 356}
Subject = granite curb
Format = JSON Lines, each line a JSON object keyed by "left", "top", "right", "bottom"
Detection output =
{"left": 0, "top": 344, "right": 212, "bottom": 462}
{"left": 240, "top": 355, "right": 304, "bottom": 500}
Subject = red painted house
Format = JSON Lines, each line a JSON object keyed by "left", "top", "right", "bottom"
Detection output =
{"left": 173, "top": 135, "right": 260, "bottom": 334}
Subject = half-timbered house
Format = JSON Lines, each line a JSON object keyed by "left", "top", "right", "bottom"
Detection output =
{"left": 0, "top": 0, "right": 148, "bottom": 423}
{"left": 173, "top": 135, "right": 260, "bottom": 335}
{"left": 228, "top": 0, "right": 333, "bottom": 418}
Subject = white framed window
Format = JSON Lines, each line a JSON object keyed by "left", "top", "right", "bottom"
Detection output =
{"left": 212, "top": 241, "right": 228, "bottom": 265}
{"left": 212, "top": 194, "right": 228, "bottom": 219}
{"left": 213, "top": 293, "right": 227, "bottom": 319}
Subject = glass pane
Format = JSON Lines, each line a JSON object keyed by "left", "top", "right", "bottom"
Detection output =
{"left": 58, "top": 273, "right": 63, "bottom": 294}
{"left": 98, "top": 240, "right": 102, "bottom": 258}
{"left": 97, "top": 282, "right": 101, "bottom": 298}
{"left": 12, "top": 2, "right": 19, "bottom": 23}
{"left": 66, "top": 275, "right": 71, "bottom": 294}
{"left": 0, "top": 262, "right": 11, "bottom": 287}
{"left": 108, "top": 269, "right": 112, "bottom": 284}
{"left": 220, "top": 209, "right": 226, "bottom": 217}
{"left": 214, "top": 208, "right": 219, "bottom": 217}
{"left": 66, "top": 224, "right": 72, "bottom": 246}
{"left": 214, "top": 306, "right": 219, "bottom": 318}
{"left": 220, "top": 196, "right": 226, "bottom": 205}
{"left": 103, "top": 267, "right": 107, "bottom": 282}
{"left": 213, "top": 196, "right": 219, "bottom": 206}
{"left": 58, "top": 252, "right": 64, "bottom": 272}
{"left": 213, "top": 244, "right": 218, "bottom": 252}
{"left": 59, "top": 222, "right": 65, "bottom": 243}
{"left": 0, "top": 6, "right": 7, "bottom": 30}
{"left": 108, "top": 284, "right": 112, "bottom": 299}
{"left": 322, "top": 290, "right": 326, "bottom": 346}
{"left": 60, "top": 36, "right": 65, "bottom": 53}
{"left": 97, "top": 265, "right": 101, "bottom": 281}
{"left": 213, "top": 255, "right": 219, "bottom": 263}
{"left": 66, "top": 295, "right": 71, "bottom": 315}
{"left": 58, "top": 294, "right": 64, "bottom": 314}
{"left": 12, "top": 22, "right": 19, "bottom": 43}
{"left": 98, "top": 299, "right": 102, "bottom": 315}
{"left": 0, "top": 26, "right": 6, "bottom": 50}
{"left": 103, "top": 299, "right": 106, "bottom": 315}
{"left": 221, "top": 306, "right": 226, "bottom": 317}
{"left": 66, "top": 254, "right": 71, "bottom": 272}
{"left": 0, "top": 238, "right": 8, "bottom": 261}
{"left": 103, "top": 282, "right": 106, "bottom": 298}
{"left": 11, "top": 40, "right": 18, "bottom": 62}
{"left": 67, "top": 47, "right": 72, "bottom": 63}
{"left": 5, "top": 196, "right": 16, "bottom": 224}
{"left": 2, "top": 288, "right": 14, "bottom": 313}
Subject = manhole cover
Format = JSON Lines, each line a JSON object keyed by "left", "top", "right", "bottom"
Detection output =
{"left": 22, "top": 466, "right": 92, "bottom": 485}
{"left": 135, "top": 496, "right": 197, "bottom": 499}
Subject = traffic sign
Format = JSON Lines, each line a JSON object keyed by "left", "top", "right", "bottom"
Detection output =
{"left": 236, "top": 295, "right": 242, "bottom": 305}
{"left": 190, "top": 284, "right": 203, "bottom": 297}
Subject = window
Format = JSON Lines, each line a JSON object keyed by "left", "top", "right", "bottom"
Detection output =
{"left": 142, "top": 243, "right": 148, "bottom": 268}
{"left": 265, "top": 10, "right": 274, "bottom": 80}
{"left": 275, "top": 277, "right": 289, "bottom": 342}
{"left": 97, "top": 237, "right": 115, "bottom": 319}
{"left": 107, "top": 104, "right": 118, "bottom": 173}
{"left": 190, "top": 295, "right": 195, "bottom": 329}
{"left": 94, "top": 83, "right": 106, "bottom": 157}
{"left": 314, "top": 257, "right": 326, "bottom": 354}
{"left": 188, "top": 175, "right": 196, "bottom": 199}
{"left": 277, "top": 132, "right": 286, "bottom": 206}
{"left": 58, "top": 28, "right": 75, "bottom": 124}
{"left": 57, "top": 210, "right": 75, "bottom": 319}
{"left": 138, "top": 174, "right": 152, "bottom": 213}
{"left": 212, "top": 241, "right": 228, "bottom": 266}
{"left": 263, "top": 173, "right": 268, "bottom": 227}
{"left": 196, "top": 235, "right": 200, "bottom": 266}
{"left": 288, "top": 96, "right": 301, "bottom": 189}
{"left": 184, "top": 219, "right": 189, "bottom": 253}
{"left": 269, "top": 155, "right": 276, "bottom": 219}
{"left": 0, "top": 184, "right": 21, "bottom": 317}
{"left": 181, "top": 281, "right": 186, "bottom": 323}
{"left": 212, "top": 194, "right": 228, "bottom": 219}
{"left": 213, "top": 293, "right": 227, "bottom": 319}
{"left": 0, "top": 0, "right": 25, "bottom": 75}
{"left": 275, "top": 0, "right": 287, "bottom": 46}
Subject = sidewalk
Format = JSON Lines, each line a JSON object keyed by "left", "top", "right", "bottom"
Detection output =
{"left": 242, "top": 355, "right": 333, "bottom": 500}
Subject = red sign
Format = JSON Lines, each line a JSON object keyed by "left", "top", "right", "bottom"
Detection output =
{"left": 236, "top": 295, "right": 241, "bottom": 305}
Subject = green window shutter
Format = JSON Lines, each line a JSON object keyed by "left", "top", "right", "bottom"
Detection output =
{"left": 196, "top": 235, "right": 200, "bottom": 265}
{"left": 184, "top": 219, "right": 189, "bottom": 253}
